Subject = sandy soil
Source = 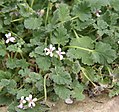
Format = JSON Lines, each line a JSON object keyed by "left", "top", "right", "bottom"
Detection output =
{"left": 50, "top": 94, "right": 119, "bottom": 112}
{"left": 0, "top": 107, "right": 7, "bottom": 112}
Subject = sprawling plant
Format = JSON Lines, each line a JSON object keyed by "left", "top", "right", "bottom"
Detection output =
{"left": 0, "top": 0, "right": 119, "bottom": 111}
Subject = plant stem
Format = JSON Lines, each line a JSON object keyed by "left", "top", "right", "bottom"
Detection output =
{"left": 11, "top": 18, "right": 24, "bottom": 23}
{"left": 31, "top": 0, "right": 35, "bottom": 8}
{"left": 37, "top": 96, "right": 44, "bottom": 101}
{"left": 65, "top": 45, "right": 94, "bottom": 52}
{"left": 45, "top": 2, "right": 50, "bottom": 26}
{"left": 81, "top": 67, "right": 96, "bottom": 87}
{"left": 57, "top": 16, "right": 79, "bottom": 26}
{"left": 73, "top": 29, "right": 80, "bottom": 38}
{"left": 44, "top": 74, "right": 49, "bottom": 102}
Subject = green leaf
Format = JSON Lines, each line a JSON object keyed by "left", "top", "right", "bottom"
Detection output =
{"left": 6, "top": 58, "right": 29, "bottom": 69}
{"left": 24, "top": 17, "right": 42, "bottom": 30}
{"left": 88, "top": 0, "right": 109, "bottom": 9}
{"left": 57, "top": 4, "right": 71, "bottom": 22}
{"left": 54, "top": 85, "right": 71, "bottom": 99}
{"left": 0, "top": 79, "right": 10, "bottom": 87}
{"left": 67, "top": 36, "right": 94, "bottom": 65}
{"left": 92, "top": 42, "right": 117, "bottom": 64}
{"left": 0, "top": 42, "right": 6, "bottom": 57}
{"left": 18, "top": 3, "right": 35, "bottom": 17}
{"left": 36, "top": 56, "right": 51, "bottom": 71}
{"left": 72, "top": 1, "right": 91, "bottom": 21}
{"left": 109, "top": 86, "right": 119, "bottom": 98}
{"left": 80, "top": 67, "right": 96, "bottom": 83}
{"left": 72, "top": 61, "right": 81, "bottom": 74}
{"left": 50, "top": 67, "right": 71, "bottom": 85}
{"left": 7, "top": 44, "right": 19, "bottom": 52}
{"left": 29, "top": 72, "right": 43, "bottom": 82}
{"left": 109, "top": 0, "right": 119, "bottom": 11}
{"left": 18, "top": 68, "right": 31, "bottom": 77}
{"left": 0, "top": 94, "right": 13, "bottom": 105}
{"left": 74, "top": 19, "right": 95, "bottom": 31}
{"left": 7, "top": 80, "right": 17, "bottom": 95}
{"left": 71, "top": 81, "right": 85, "bottom": 101}
{"left": 93, "top": 19, "right": 108, "bottom": 36}
{"left": 35, "top": 80, "right": 44, "bottom": 91}
{"left": 17, "top": 89, "right": 31, "bottom": 99}
{"left": 35, "top": 45, "right": 45, "bottom": 56}
{"left": 0, "top": 70, "right": 11, "bottom": 81}
{"left": 16, "top": 59, "right": 29, "bottom": 68}
{"left": 51, "top": 26, "right": 69, "bottom": 45}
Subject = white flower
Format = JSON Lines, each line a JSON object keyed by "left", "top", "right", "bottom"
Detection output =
{"left": 44, "top": 44, "right": 55, "bottom": 57}
{"left": 26, "top": 94, "right": 37, "bottom": 108}
{"left": 5, "top": 32, "right": 15, "bottom": 43}
{"left": 95, "top": 10, "right": 101, "bottom": 17}
{"left": 17, "top": 96, "right": 26, "bottom": 109}
{"left": 56, "top": 48, "right": 65, "bottom": 60}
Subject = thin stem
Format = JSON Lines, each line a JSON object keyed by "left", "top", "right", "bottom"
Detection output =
{"left": 65, "top": 45, "right": 94, "bottom": 52}
{"left": 31, "top": 0, "right": 35, "bottom": 8}
{"left": 20, "top": 52, "right": 24, "bottom": 59}
{"left": 37, "top": 96, "right": 44, "bottom": 101}
{"left": 45, "top": 2, "right": 50, "bottom": 26}
{"left": 107, "top": 66, "right": 112, "bottom": 76}
{"left": 11, "top": 18, "right": 24, "bottom": 23}
{"left": 57, "top": 16, "right": 79, "bottom": 26}
{"left": 81, "top": 67, "right": 96, "bottom": 87}
{"left": 44, "top": 74, "right": 49, "bottom": 102}
{"left": 18, "top": 84, "right": 25, "bottom": 90}
{"left": 14, "top": 52, "right": 18, "bottom": 58}
{"left": 73, "top": 29, "right": 80, "bottom": 39}
{"left": 45, "top": 37, "right": 48, "bottom": 46}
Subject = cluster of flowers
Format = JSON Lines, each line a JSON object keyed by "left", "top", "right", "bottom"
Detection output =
{"left": 44, "top": 44, "right": 65, "bottom": 60}
{"left": 17, "top": 94, "right": 37, "bottom": 109}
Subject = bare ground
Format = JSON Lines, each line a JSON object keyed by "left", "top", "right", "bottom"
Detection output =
{"left": 50, "top": 94, "right": 119, "bottom": 112}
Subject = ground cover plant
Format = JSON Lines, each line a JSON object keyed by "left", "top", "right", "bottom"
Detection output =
{"left": 0, "top": 0, "right": 119, "bottom": 111}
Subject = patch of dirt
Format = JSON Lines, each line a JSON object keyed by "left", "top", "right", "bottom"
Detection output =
{"left": 50, "top": 94, "right": 119, "bottom": 112}
{"left": 0, "top": 107, "right": 7, "bottom": 112}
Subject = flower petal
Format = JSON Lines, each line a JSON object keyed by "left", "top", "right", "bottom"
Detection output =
{"left": 8, "top": 33, "right": 11, "bottom": 37}
{"left": 56, "top": 51, "right": 59, "bottom": 55}
{"left": 26, "top": 97, "right": 30, "bottom": 101}
{"left": 29, "top": 94, "right": 32, "bottom": 99}
{"left": 52, "top": 47, "right": 55, "bottom": 51}
{"left": 9, "top": 37, "right": 15, "bottom": 42}
{"left": 44, "top": 48, "right": 48, "bottom": 51}
{"left": 22, "top": 100, "right": 26, "bottom": 104}
{"left": 17, "top": 104, "right": 23, "bottom": 109}
{"left": 28, "top": 102, "right": 32, "bottom": 108}
{"left": 31, "top": 102, "right": 36, "bottom": 107}
{"left": 21, "top": 96, "right": 24, "bottom": 100}
{"left": 49, "top": 44, "right": 53, "bottom": 49}
{"left": 33, "top": 98, "right": 37, "bottom": 102}
{"left": 58, "top": 47, "right": 61, "bottom": 51}
{"left": 96, "top": 13, "right": 100, "bottom": 17}
{"left": 5, "top": 34, "right": 8, "bottom": 38}
{"left": 61, "top": 52, "right": 65, "bottom": 55}
{"left": 59, "top": 55, "right": 63, "bottom": 60}
{"left": 6, "top": 39, "right": 10, "bottom": 43}
{"left": 46, "top": 52, "right": 50, "bottom": 55}
{"left": 50, "top": 52, "right": 53, "bottom": 57}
